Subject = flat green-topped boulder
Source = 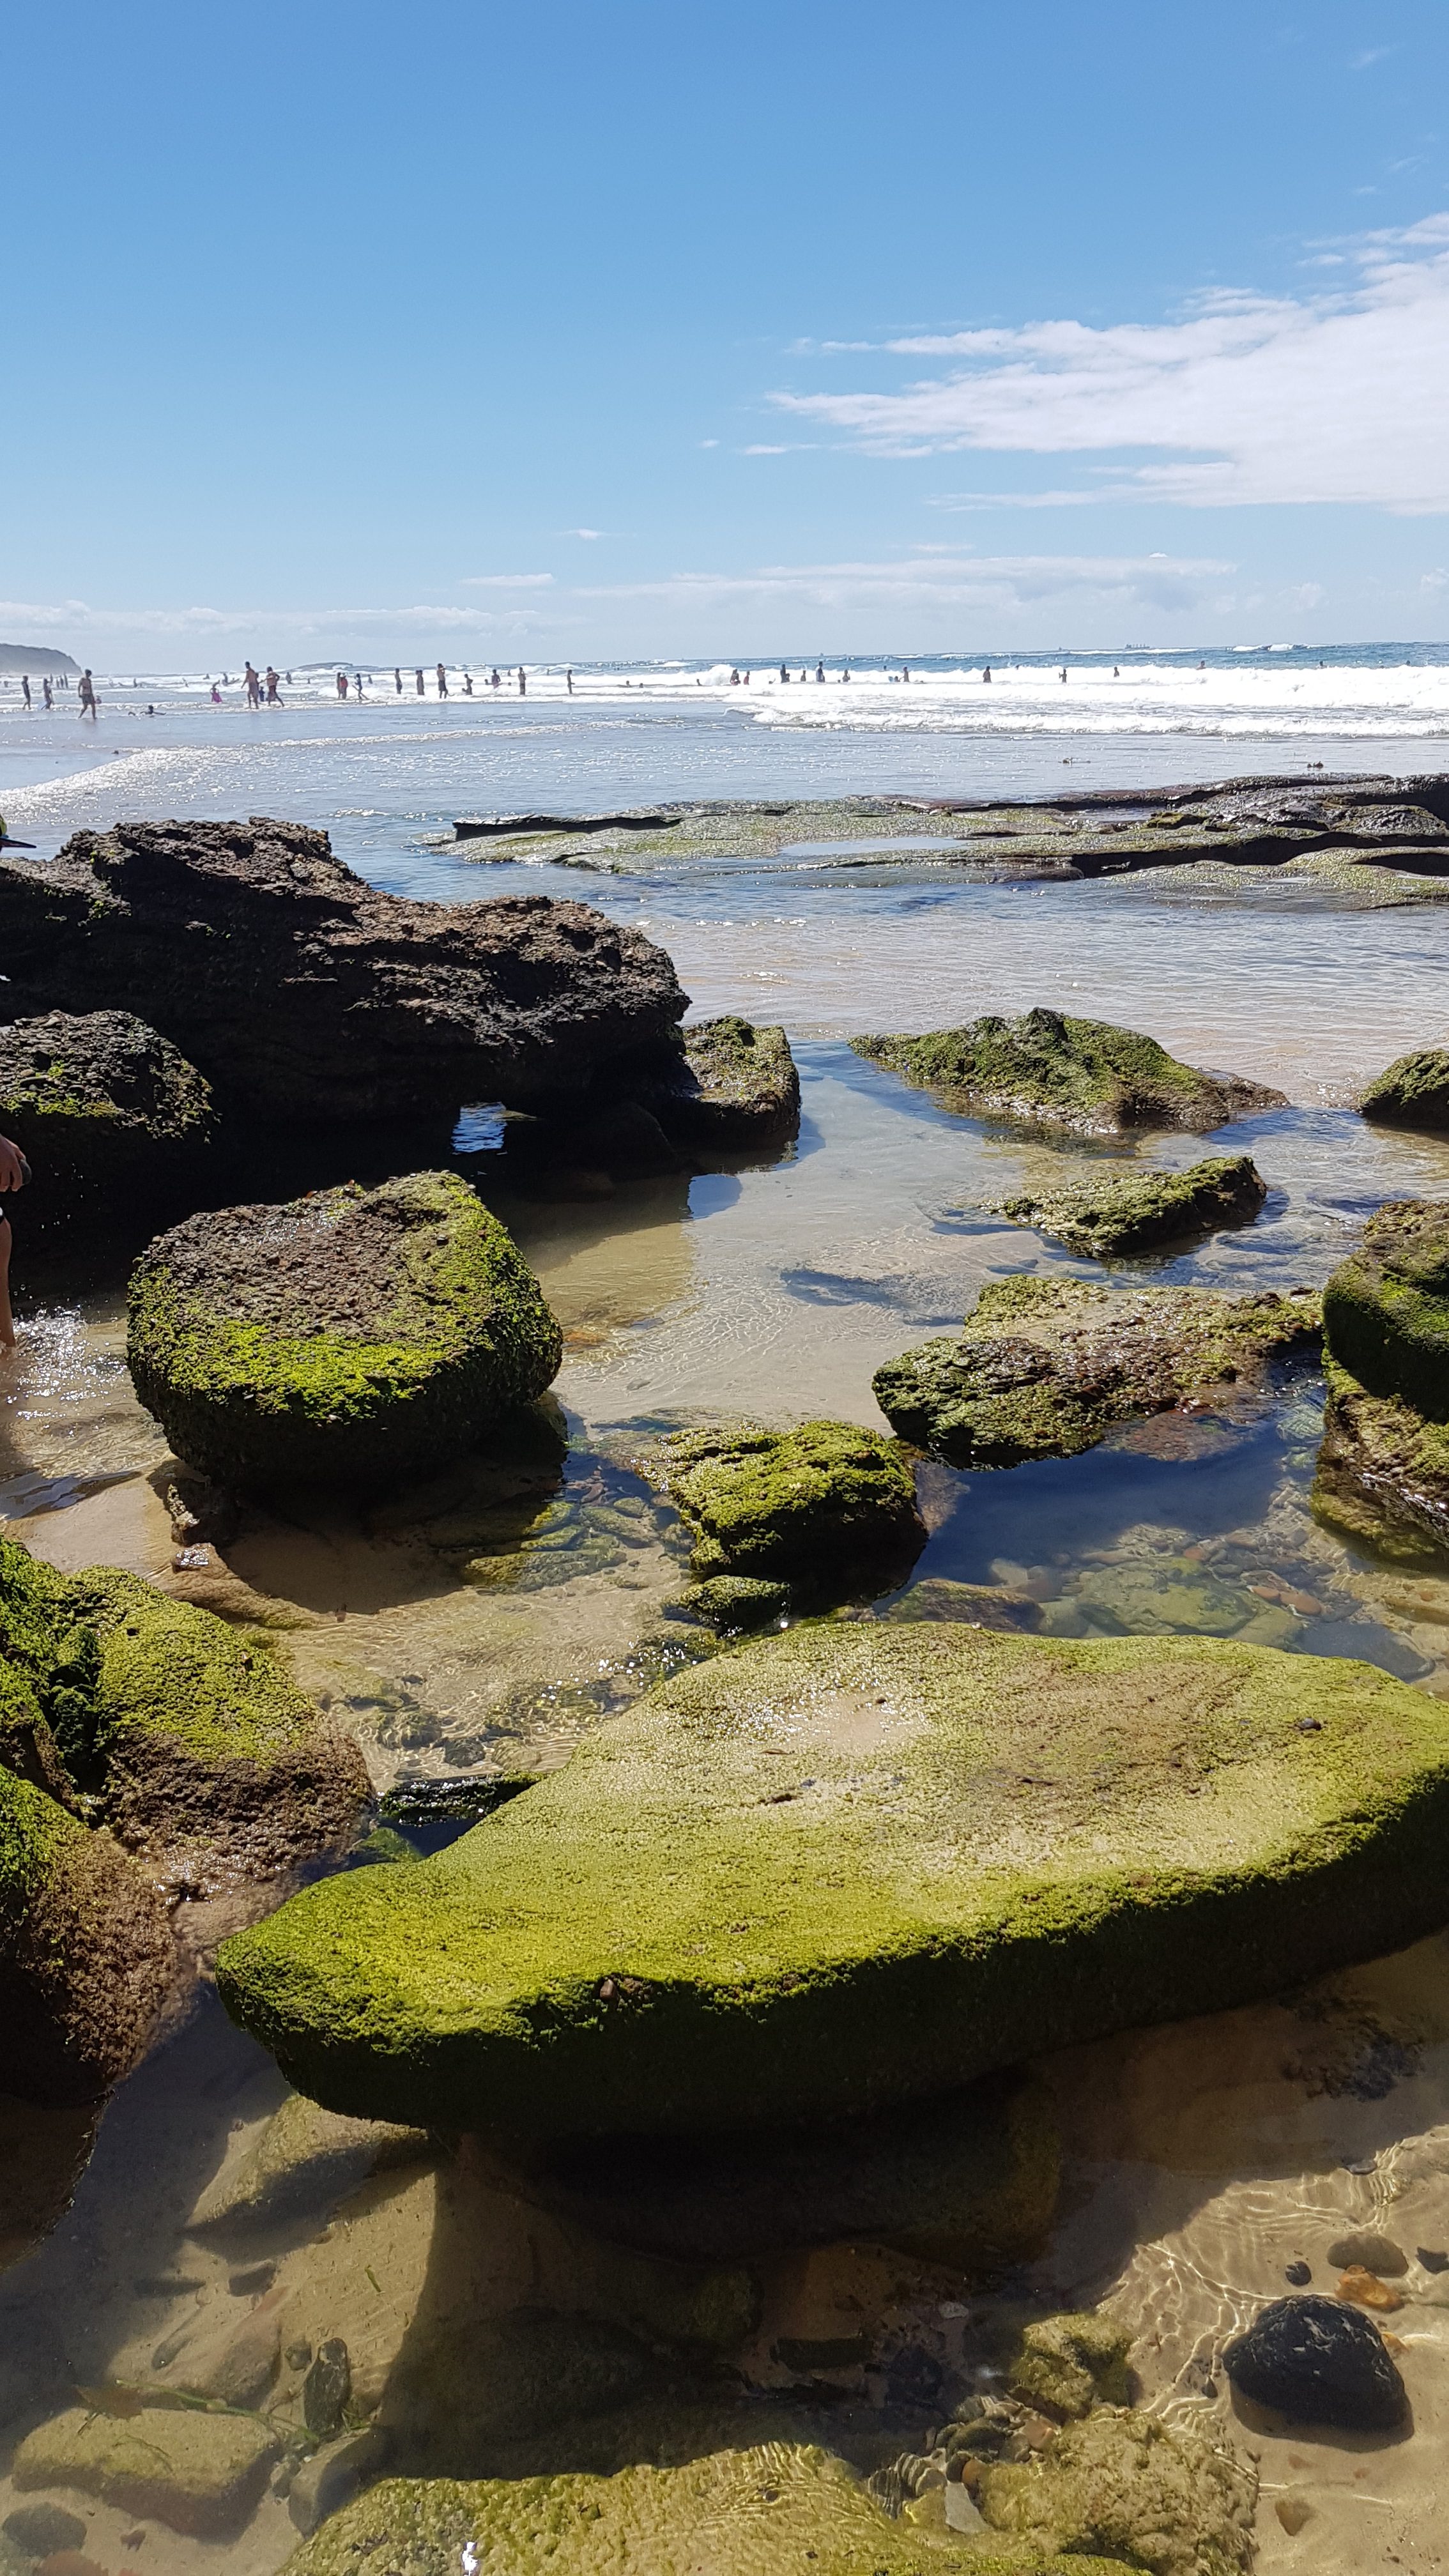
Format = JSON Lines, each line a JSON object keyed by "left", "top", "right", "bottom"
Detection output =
{"left": 0, "top": 1767, "right": 172, "bottom": 2102}
{"left": 1360, "top": 1046, "right": 1449, "bottom": 1130}
{"left": 128, "top": 1168, "right": 562, "bottom": 1492}
{"left": 643, "top": 1014, "right": 801, "bottom": 1148}
{"left": 280, "top": 2450, "right": 1126, "bottom": 2576}
{"left": 660, "top": 1418, "right": 925, "bottom": 1595}
{"left": 1, "top": 1534, "right": 367, "bottom": 1879}
{"left": 993, "top": 1153, "right": 1266, "bottom": 1261}
{"left": 854, "top": 1009, "right": 1284, "bottom": 1135}
{"left": 217, "top": 1618, "right": 1449, "bottom": 2139}
{"left": 873, "top": 1275, "right": 1319, "bottom": 1467}
{"left": 0, "top": 1008, "right": 215, "bottom": 1236}
{"left": 1314, "top": 1201, "right": 1449, "bottom": 1561}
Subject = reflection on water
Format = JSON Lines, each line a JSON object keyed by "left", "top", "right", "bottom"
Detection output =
{"left": 8, "top": 890, "right": 1449, "bottom": 2563}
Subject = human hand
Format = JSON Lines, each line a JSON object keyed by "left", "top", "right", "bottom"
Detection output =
{"left": 0, "top": 1136, "right": 27, "bottom": 1192}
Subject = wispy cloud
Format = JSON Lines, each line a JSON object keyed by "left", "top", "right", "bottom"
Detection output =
{"left": 771, "top": 216, "right": 1449, "bottom": 512}
{"left": 561, "top": 528, "right": 602, "bottom": 540}
{"left": 458, "top": 572, "right": 555, "bottom": 588}
{"left": 1349, "top": 45, "right": 1393, "bottom": 68}
{"left": 0, "top": 597, "right": 555, "bottom": 639}
{"left": 579, "top": 549, "right": 1231, "bottom": 617}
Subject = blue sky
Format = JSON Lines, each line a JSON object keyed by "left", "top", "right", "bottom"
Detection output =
{"left": 6, "top": 1, "right": 1449, "bottom": 661}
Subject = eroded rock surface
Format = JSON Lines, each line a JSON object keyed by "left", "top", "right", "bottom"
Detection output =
{"left": 638, "top": 1015, "right": 801, "bottom": 1149}
{"left": 1314, "top": 1199, "right": 1449, "bottom": 1562}
{"left": 1360, "top": 1046, "right": 1449, "bottom": 1130}
{"left": 993, "top": 1153, "right": 1267, "bottom": 1260}
{"left": 0, "top": 1009, "right": 215, "bottom": 1235}
{"left": 128, "top": 1169, "right": 562, "bottom": 1493}
{"left": 659, "top": 1419, "right": 924, "bottom": 1596}
{"left": 216, "top": 1619, "right": 1449, "bottom": 2138}
{"left": 0, "top": 818, "right": 687, "bottom": 1121}
{"left": 874, "top": 1275, "right": 1320, "bottom": 1467}
{"left": 854, "top": 1009, "right": 1284, "bottom": 1135}
{"left": 976, "top": 2406, "right": 1257, "bottom": 2576}
{"left": 0, "top": 1767, "right": 172, "bottom": 2103}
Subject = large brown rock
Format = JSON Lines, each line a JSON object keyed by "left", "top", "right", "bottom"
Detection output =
{"left": 0, "top": 818, "right": 687, "bottom": 1123}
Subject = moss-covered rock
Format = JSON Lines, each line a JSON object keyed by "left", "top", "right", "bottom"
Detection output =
{"left": 0, "top": 1008, "right": 215, "bottom": 1236}
{"left": 127, "top": 1169, "right": 562, "bottom": 1492}
{"left": 516, "top": 2067, "right": 1059, "bottom": 2269}
{"left": 1009, "top": 2313, "right": 1133, "bottom": 2418}
{"left": 873, "top": 1275, "right": 1320, "bottom": 1467}
{"left": 854, "top": 1009, "right": 1284, "bottom": 1135}
{"left": 0, "top": 1767, "right": 172, "bottom": 2103}
{"left": 279, "top": 2449, "right": 1124, "bottom": 2576}
{"left": 0, "top": 1535, "right": 367, "bottom": 1878}
{"left": 666, "top": 1575, "right": 792, "bottom": 1632}
{"left": 1313, "top": 1202, "right": 1449, "bottom": 1562}
{"left": 993, "top": 1153, "right": 1266, "bottom": 1260}
{"left": 1313, "top": 1355, "right": 1449, "bottom": 1564}
{"left": 216, "top": 1618, "right": 1449, "bottom": 2138}
{"left": 1360, "top": 1046, "right": 1449, "bottom": 1130}
{"left": 12, "top": 2402, "right": 277, "bottom": 2536}
{"left": 977, "top": 2407, "right": 1257, "bottom": 2576}
{"left": 660, "top": 1419, "right": 926, "bottom": 1593}
{"left": 642, "top": 1015, "right": 801, "bottom": 1149}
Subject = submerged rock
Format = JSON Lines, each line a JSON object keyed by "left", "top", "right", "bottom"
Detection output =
{"left": 1, "top": 1533, "right": 367, "bottom": 1880}
{"left": 1223, "top": 2292, "right": 1407, "bottom": 2429}
{"left": 515, "top": 2068, "right": 1060, "bottom": 2269}
{"left": 215, "top": 1619, "right": 1449, "bottom": 2138}
{"left": 12, "top": 2402, "right": 278, "bottom": 2536}
{"left": 188, "top": 2091, "right": 433, "bottom": 2236}
{"left": 874, "top": 1274, "right": 1320, "bottom": 1467}
{"left": 636, "top": 1014, "right": 802, "bottom": 1149}
{"left": 0, "top": 1767, "right": 172, "bottom": 2103}
{"left": 278, "top": 2448, "right": 1124, "bottom": 2575}
{"left": 976, "top": 2406, "right": 1257, "bottom": 2576}
{"left": 659, "top": 1419, "right": 925, "bottom": 1594}
{"left": 1314, "top": 1200, "right": 1449, "bottom": 1561}
{"left": 1009, "top": 2312, "right": 1133, "bottom": 2418}
{"left": 993, "top": 1153, "right": 1267, "bottom": 1261}
{"left": 853, "top": 1009, "right": 1284, "bottom": 1135}
{"left": 128, "top": 1169, "right": 562, "bottom": 1493}
{"left": 1360, "top": 1046, "right": 1449, "bottom": 1131}
{"left": 0, "top": 1009, "right": 215, "bottom": 1236}
{"left": 0, "top": 817, "right": 687, "bottom": 1122}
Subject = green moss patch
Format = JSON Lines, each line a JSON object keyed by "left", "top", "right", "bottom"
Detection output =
{"left": 0, "top": 1767, "right": 172, "bottom": 2102}
{"left": 853, "top": 1009, "right": 1284, "bottom": 1135}
{"left": 1321, "top": 1198, "right": 1449, "bottom": 1420}
{"left": 1313, "top": 1355, "right": 1449, "bottom": 1565}
{"left": 873, "top": 1275, "right": 1320, "bottom": 1467}
{"left": 217, "top": 1618, "right": 1449, "bottom": 2138}
{"left": 1361, "top": 1048, "right": 1449, "bottom": 1129}
{"left": 660, "top": 1419, "right": 925, "bottom": 1593}
{"left": 977, "top": 2407, "right": 1256, "bottom": 2576}
{"left": 993, "top": 1153, "right": 1266, "bottom": 1260}
{"left": 127, "top": 1169, "right": 562, "bottom": 1491}
{"left": 641, "top": 1015, "right": 801, "bottom": 1149}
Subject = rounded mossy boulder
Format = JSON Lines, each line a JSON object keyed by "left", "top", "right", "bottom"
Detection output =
{"left": 278, "top": 2450, "right": 1128, "bottom": 2576}
{"left": 1313, "top": 1354, "right": 1449, "bottom": 1565}
{"left": 852, "top": 1009, "right": 1284, "bottom": 1135}
{"left": 127, "top": 1169, "right": 563, "bottom": 1492}
{"left": 661, "top": 1419, "right": 925, "bottom": 1591}
{"left": 0, "top": 1767, "right": 172, "bottom": 2103}
{"left": 993, "top": 1153, "right": 1266, "bottom": 1261}
{"left": 1321, "top": 1197, "right": 1449, "bottom": 1420}
{"left": 647, "top": 1015, "right": 802, "bottom": 1149}
{"left": 0, "top": 1008, "right": 215, "bottom": 1236}
{"left": 0, "top": 1534, "right": 367, "bottom": 1877}
{"left": 216, "top": 1619, "right": 1449, "bottom": 2140}
{"left": 1360, "top": 1047, "right": 1449, "bottom": 1131}
{"left": 874, "top": 1275, "right": 1320, "bottom": 1468}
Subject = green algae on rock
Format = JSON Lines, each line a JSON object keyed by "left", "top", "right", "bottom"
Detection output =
{"left": 1313, "top": 1356, "right": 1449, "bottom": 1565}
{"left": 873, "top": 1275, "right": 1320, "bottom": 1468}
{"left": 660, "top": 1418, "right": 926, "bottom": 1593}
{"left": 216, "top": 1618, "right": 1449, "bottom": 2139}
{"left": 1009, "top": 2313, "right": 1133, "bottom": 2419}
{"left": 639, "top": 1015, "right": 801, "bottom": 1149}
{"left": 993, "top": 1153, "right": 1267, "bottom": 1261}
{"left": 128, "top": 1169, "right": 563, "bottom": 1492}
{"left": 0, "top": 1008, "right": 216, "bottom": 1237}
{"left": 0, "top": 1767, "right": 172, "bottom": 2103}
{"left": 1312, "top": 1200, "right": 1449, "bottom": 1564}
{"left": 853, "top": 1009, "right": 1284, "bottom": 1135}
{"left": 0, "top": 1534, "right": 367, "bottom": 1880}
{"left": 279, "top": 2449, "right": 1126, "bottom": 2576}
{"left": 976, "top": 2407, "right": 1257, "bottom": 2576}
{"left": 1360, "top": 1046, "right": 1449, "bottom": 1130}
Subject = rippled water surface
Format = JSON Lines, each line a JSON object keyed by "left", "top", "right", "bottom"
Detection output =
{"left": 5, "top": 709, "right": 1449, "bottom": 2571}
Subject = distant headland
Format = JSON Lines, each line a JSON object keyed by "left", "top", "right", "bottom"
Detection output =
{"left": 0, "top": 643, "right": 81, "bottom": 676}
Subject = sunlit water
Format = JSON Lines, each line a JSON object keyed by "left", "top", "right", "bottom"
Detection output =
{"left": 4, "top": 696, "right": 1449, "bottom": 2569}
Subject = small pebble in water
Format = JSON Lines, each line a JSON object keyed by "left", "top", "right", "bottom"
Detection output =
{"left": 1285, "top": 2261, "right": 1312, "bottom": 2286}
{"left": 1327, "top": 2232, "right": 1407, "bottom": 2276}
{"left": 285, "top": 2340, "right": 313, "bottom": 2371}
{"left": 303, "top": 2336, "right": 353, "bottom": 2437}
{"left": 1337, "top": 2266, "right": 1402, "bottom": 2313}
{"left": 1418, "top": 2246, "right": 1449, "bottom": 2273}
{"left": 1339, "top": 2153, "right": 1377, "bottom": 2174}
{"left": 1276, "top": 2497, "right": 1313, "bottom": 2534}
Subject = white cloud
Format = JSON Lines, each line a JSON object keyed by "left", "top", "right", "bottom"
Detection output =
{"left": 0, "top": 597, "right": 553, "bottom": 640}
{"left": 457, "top": 572, "right": 555, "bottom": 588}
{"left": 581, "top": 549, "right": 1230, "bottom": 617}
{"left": 771, "top": 216, "right": 1449, "bottom": 512}
{"left": 562, "top": 528, "right": 602, "bottom": 540}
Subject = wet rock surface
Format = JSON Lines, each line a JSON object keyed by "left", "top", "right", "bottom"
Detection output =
{"left": 631, "top": 1014, "right": 802, "bottom": 1149}
{"left": 215, "top": 1618, "right": 1449, "bottom": 2138}
{"left": 11, "top": 2402, "right": 279, "bottom": 2536}
{"left": 1223, "top": 2292, "right": 1409, "bottom": 2430}
{"left": 0, "top": 1011, "right": 215, "bottom": 1238}
{"left": 854, "top": 1008, "right": 1284, "bottom": 1135}
{"left": 993, "top": 1152, "right": 1268, "bottom": 1261}
{"left": 874, "top": 1274, "right": 1321, "bottom": 1467}
{"left": 0, "top": 818, "right": 687, "bottom": 1123}
{"left": 1314, "top": 1199, "right": 1449, "bottom": 1562}
{"left": 128, "top": 1170, "right": 562, "bottom": 1494}
{"left": 658, "top": 1418, "right": 926, "bottom": 1595}
{"left": 976, "top": 2405, "right": 1257, "bottom": 2576}
{"left": 1360, "top": 1045, "right": 1449, "bottom": 1130}
{"left": 188, "top": 2092, "right": 433, "bottom": 2237}
{"left": 0, "top": 1768, "right": 171, "bottom": 2104}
